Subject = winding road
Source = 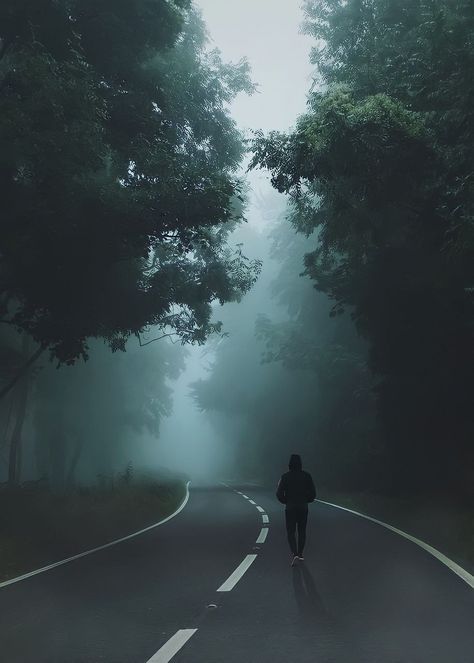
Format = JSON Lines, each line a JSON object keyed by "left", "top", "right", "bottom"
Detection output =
{"left": 1, "top": 484, "right": 473, "bottom": 662}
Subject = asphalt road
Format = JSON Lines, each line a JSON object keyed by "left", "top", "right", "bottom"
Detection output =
{"left": 1, "top": 485, "right": 473, "bottom": 663}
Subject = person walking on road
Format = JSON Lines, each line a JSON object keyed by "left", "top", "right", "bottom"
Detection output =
{"left": 276, "top": 454, "right": 316, "bottom": 566}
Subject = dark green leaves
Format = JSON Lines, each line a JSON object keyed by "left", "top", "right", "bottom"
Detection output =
{"left": 0, "top": 1, "right": 258, "bottom": 364}
{"left": 252, "top": 0, "right": 474, "bottom": 491}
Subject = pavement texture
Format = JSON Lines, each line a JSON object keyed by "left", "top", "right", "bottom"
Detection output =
{"left": 1, "top": 484, "right": 473, "bottom": 663}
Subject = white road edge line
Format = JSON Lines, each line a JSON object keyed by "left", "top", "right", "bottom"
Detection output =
{"left": 318, "top": 499, "right": 474, "bottom": 590}
{"left": 146, "top": 629, "right": 197, "bottom": 663}
{"left": 256, "top": 527, "right": 269, "bottom": 544}
{"left": 256, "top": 506, "right": 265, "bottom": 513}
{"left": 217, "top": 554, "right": 257, "bottom": 592}
{"left": 262, "top": 514, "right": 269, "bottom": 524}
{"left": 0, "top": 481, "right": 192, "bottom": 590}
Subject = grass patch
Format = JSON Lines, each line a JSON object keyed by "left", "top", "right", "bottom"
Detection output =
{"left": 318, "top": 488, "right": 474, "bottom": 575}
{"left": 0, "top": 472, "right": 187, "bottom": 583}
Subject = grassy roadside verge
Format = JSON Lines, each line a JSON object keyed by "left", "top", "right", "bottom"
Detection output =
{"left": 0, "top": 475, "right": 187, "bottom": 583}
{"left": 318, "top": 489, "right": 474, "bottom": 575}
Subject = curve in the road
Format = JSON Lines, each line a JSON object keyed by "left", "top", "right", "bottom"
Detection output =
{"left": 3, "top": 484, "right": 472, "bottom": 663}
{"left": 151, "top": 486, "right": 474, "bottom": 663}
{"left": 166, "top": 487, "right": 474, "bottom": 663}
{"left": 146, "top": 486, "right": 270, "bottom": 662}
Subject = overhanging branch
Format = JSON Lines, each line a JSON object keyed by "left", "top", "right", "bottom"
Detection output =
{"left": 136, "top": 331, "right": 179, "bottom": 347}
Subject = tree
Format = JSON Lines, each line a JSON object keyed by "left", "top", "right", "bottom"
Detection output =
{"left": 0, "top": 1, "right": 260, "bottom": 371}
{"left": 251, "top": 0, "right": 474, "bottom": 494}
{"left": 0, "top": 327, "right": 39, "bottom": 485}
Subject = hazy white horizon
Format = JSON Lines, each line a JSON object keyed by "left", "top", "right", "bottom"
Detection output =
{"left": 198, "top": 0, "right": 314, "bottom": 133}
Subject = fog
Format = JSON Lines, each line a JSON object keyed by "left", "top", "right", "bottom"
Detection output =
{"left": 1, "top": 0, "right": 472, "bottom": 505}
{"left": 156, "top": 0, "right": 314, "bottom": 483}
{"left": 1, "top": 5, "right": 472, "bottom": 656}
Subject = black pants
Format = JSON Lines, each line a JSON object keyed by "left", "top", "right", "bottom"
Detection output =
{"left": 285, "top": 505, "right": 308, "bottom": 556}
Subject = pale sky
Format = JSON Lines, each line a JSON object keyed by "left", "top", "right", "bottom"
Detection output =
{"left": 197, "top": 0, "right": 314, "bottom": 228}
{"left": 197, "top": 0, "right": 314, "bottom": 133}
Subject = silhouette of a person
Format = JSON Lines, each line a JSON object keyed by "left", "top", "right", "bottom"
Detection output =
{"left": 276, "top": 454, "right": 316, "bottom": 566}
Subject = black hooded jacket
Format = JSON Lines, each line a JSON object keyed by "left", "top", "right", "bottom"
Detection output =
{"left": 276, "top": 455, "right": 316, "bottom": 507}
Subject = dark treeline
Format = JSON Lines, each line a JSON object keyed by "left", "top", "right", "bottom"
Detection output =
{"left": 0, "top": 0, "right": 472, "bottom": 503}
{"left": 250, "top": 0, "right": 474, "bottom": 498}
{"left": 0, "top": 1, "right": 258, "bottom": 486}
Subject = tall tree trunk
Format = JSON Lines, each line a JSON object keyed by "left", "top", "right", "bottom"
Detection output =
{"left": 66, "top": 432, "right": 84, "bottom": 487}
{"left": 49, "top": 413, "right": 66, "bottom": 494}
{"left": 8, "top": 336, "right": 31, "bottom": 485}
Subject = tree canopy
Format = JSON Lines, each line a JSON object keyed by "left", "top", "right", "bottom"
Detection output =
{"left": 251, "top": 0, "right": 474, "bottom": 492}
{"left": 0, "top": 0, "right": 260, "bottom": 366}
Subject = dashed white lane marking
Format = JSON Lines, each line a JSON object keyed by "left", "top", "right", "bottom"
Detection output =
{"left": 217, "top": 554, "right": 257, "bottom": 592}
{"left": 0, "top": 482, "right": 191, "bottom": 591}
{"left": 248, "top": 499, "right": 256, "bottom": 505}
{"left": 256, "top": 506, "right": 265, "bottom": 513}
{"left": 318, "top": 500, "right": 474, "bottom": 590}
{"left": 256, "top": 527, "right": 269, "bottom": 544}
{"left": 241, "top": 494, "right": 249, "bottom": 499}
{"left": 146, "top": 629, "right": 197, "bottom": 663}
{"left": 262, "top": 514, "right": 269, "bottom": 524}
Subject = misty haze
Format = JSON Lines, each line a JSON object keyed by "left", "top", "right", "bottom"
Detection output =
{"left": 0, "top": 1, "right": 473, "bottom": 662}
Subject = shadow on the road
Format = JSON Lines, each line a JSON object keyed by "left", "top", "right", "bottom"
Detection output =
{"left": 292, "top": 563, "right": 329, "bottom": 623}
{"left": 292, "top": 565, "right": 366, "bottom": 662}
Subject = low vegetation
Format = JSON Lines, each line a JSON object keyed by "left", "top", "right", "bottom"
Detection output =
{"left": 0, "top": 471, "right": 187, "bottom": 583}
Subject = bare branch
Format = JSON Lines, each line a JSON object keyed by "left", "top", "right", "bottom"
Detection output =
{"left": 136, "top": 331, "right": 179, "bottom": 347}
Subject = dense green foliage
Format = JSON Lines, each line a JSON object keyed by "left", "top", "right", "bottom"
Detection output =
{"left": 0, "top": 1, "right": 259, "bottom": 365}
{"left": 251, "top": 0, "right": 474, "bottom": 493}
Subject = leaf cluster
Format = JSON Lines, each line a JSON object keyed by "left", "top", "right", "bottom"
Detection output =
{"left": 0, "top": 1, "right": 258, "bottom": 364}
